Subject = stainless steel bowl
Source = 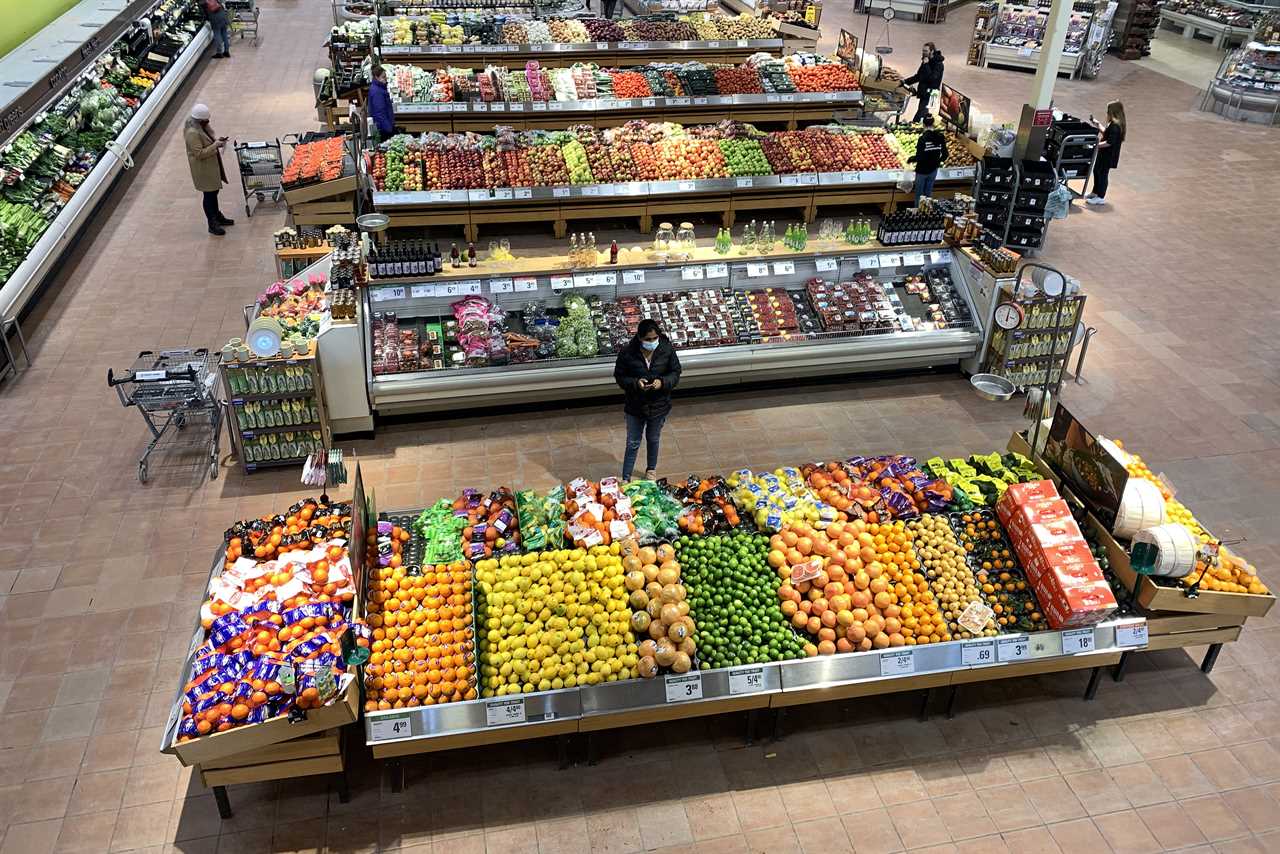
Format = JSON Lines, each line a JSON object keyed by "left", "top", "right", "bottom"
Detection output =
{"left": 970, "top": 373, "right": 1016, "bottom": 401}
{"left": 356, "top": 213, "right": 390, "bottom": 232}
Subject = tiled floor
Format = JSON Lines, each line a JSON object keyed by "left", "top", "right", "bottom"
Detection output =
{"left": 3, "top": 1, "right": 1280, "bottom": 852}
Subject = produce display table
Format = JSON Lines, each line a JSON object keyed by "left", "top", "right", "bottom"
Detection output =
{"left": 379, "top": 39, "right": 784, "bottom": 69}
{"left": 1159, "top": 8, "right": 1251, "bottom": 48}
{"left": 396, "top": 91, "right": 865, "bottom": 133}
{"left": 284, "top": 173, "right": 359, "bottom": 226}
{"left": 370, "top": 167, "right": 976, "bottom": 241}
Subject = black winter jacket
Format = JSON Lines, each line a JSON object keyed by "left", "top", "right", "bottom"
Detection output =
{"left": 905, "top": 52, "right": 945, "bottom": 92}
{"left": 613, "top": 339, "right": 682, "bottom": 418}
{"left": 909, "top": 128, "right": 949, "bottom": 174}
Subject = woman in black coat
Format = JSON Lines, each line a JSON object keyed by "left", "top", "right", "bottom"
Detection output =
{"left": 613, "top": 319, "right": 682, "bottom": 481}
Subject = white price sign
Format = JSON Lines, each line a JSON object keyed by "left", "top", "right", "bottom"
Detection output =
{"left": 550, "top": 275, "right": 574, "bottom": 290}
{"left": 704, "top": 263, "right": 728, "bottom": 279}
{"left": 429, "top": 191, "right": 453, "bottom": 202}
{"left": 581, "top": 185, "right": 600, "bottom": 196}
{"left": 494, "top": 188, "right": 513, "bottom": 200}
{"left": 879, "top": 254, "right": 902, "bottom": 268}
{"left": 800, "top": 173, "right": 817, "bottom": 185}
{"left": 515, "top": 188, "right": 533, "bottom": 200}
{"left": 532, "top": 102, "right": 546, "bottom": 111}
{"left": 880, "top": 649, "right": 915, "bottom": 676}
{"left": 745, "top": 262, "right": 770, "bottom": 278}
{"left": 681, "top": 266, "right": 704, "bottom": 281}
{"left": 642, "top": 98, "right": 656, "bottom": 108}
{"left": 514, "top": 277, "right": 539, "bottom": 292}
{"left": 858, "top": 255, "right": 879, "bottom": 270}
{"left": 677, "top": 181, "right": 696, "bottom": 192}
{"left": 573, "top": 274, "right": 597, "bottom": 288}
{"left": 622, "top": 270, "right": 646, "bottom": 285}
{"left": 962, "top": 640, "right": 997, "bottom": 666}
{"left": 665, "top": 674, "right": 703, "bottom": 703}
{"left": 1061, "top": 628, "right": 1095, "bottom": 654}
{"left": 489, "top": 278, "right": 514, "bottom": 294}
{"left": 772, "top": 261, "right": 795, "bottom": 276}
{"left": 694, "top": 97, "right": 708, "bottom": 105}
{"left": 902, "top": 251, "right": 927, "bottom": 266}
{"left": 553, "top": 187, "right": 571, "bottom": 198}
{"left": 735, "top": 177, "right": 753, "bottom": 188}
{"left": 780, "top": 174, "right": 801, "bottom": 186}
{"left": 371, "top": 286, "right": 406, "bottom": 302}
{"left": 1115, "top": 623, "right": 1148, "bottom": 648}
{"left": 930, "top": 249, "right": 951, "bottom": 264}
{"left": 595, "top": 272, "right": 617, "bottom": 287}
{"left": 409, "top": 284, "right": 436, "bottom": 298}
{"left": 728, "top": 667, "right": 766, "bottom": 695}
{"left": 459, "top": 280, "right": 482, "bottom": 295}
{"left": 440, "top": 283, "right": 460, "bottom": 298}
{"left": 468, "top": 189, "right": 490, "bottom": 201}
{"left": 485, "top": 698, "right": 526, "bottom": 727}
{"left": 1029, "top": 632, "right": 1063, "bottom": 658}
{"left": 998, "top": 635, "right": 1029, "bottom": 662}
{"left": 815, "top": 258, "right": 838, "bottom": 272}
{"left": 370, "top": 716, "right": 411, "bottom": 740}
{"left": 509, "top": 102, "right": 525, "bottom": 111}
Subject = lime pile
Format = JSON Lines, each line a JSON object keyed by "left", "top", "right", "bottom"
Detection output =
{"left": 678, "top": 532, "right": 807, "bottom": 667}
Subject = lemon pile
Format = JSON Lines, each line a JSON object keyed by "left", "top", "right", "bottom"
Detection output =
{"left": 475, "top": 545, "right": 639, "bottom": 696}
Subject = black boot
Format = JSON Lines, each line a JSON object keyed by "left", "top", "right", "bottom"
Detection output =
{"left": 218, "top": 214, "right": 235, "bottom": 226}
{"left": 209, "top": 223, "right": 226, "bottom": 236}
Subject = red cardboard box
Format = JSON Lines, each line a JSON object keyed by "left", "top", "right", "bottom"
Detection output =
{"left": 1003, "top": 480, "right": 1060, "bottom": 505}
{"left": 1022, "top": 540, "right": 1103, "bottom": 584}
{"left": 1039, "top": 579, "right": 1118, "bottom": 629}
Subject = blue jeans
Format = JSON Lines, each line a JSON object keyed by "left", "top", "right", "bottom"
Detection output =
{"left": 913, "top": 170, "right": 937, "bottom": 207}
{"left": 622, "top": 412, "right": 665, "bottom": 480}
{"left": 213, "top": 21, "right": 231, "bottom": 54}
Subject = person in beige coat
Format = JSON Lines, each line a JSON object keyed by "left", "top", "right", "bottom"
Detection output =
{"left": 184, "top": 103, "right": 234, "bottom": 235}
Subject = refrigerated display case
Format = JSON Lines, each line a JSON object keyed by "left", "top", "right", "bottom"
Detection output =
{"left": 1201, "top": 12, "right": 1280, "bottom": 123}
{"left": 348, "top": 241, "right": 989, "bottom": 415}
{"left": 978, "top": 0, "right": 1113, "bottom": 78}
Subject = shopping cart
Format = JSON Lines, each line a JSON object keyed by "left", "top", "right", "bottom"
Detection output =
{"left": 227, "top": 0, "right": 260, "bottom": 44}
{"left": 234, "top": 138, "right": 284, "bottom": 217}
{"left": 108, "top": 349, "right": 223, "bottom": 483}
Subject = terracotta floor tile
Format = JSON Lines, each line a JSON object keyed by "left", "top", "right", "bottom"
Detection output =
{"left": 1179, "top": 795, "right": 1250, "bottom": 842}
{"left": 840, "top": 807, "right": 903, "bottom": 854}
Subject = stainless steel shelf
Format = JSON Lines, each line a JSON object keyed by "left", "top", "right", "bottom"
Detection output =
{"left": 379, "top": 38, "right": 784, "bottom": 57}
{"left": 396, "top": 91, "right": 863, "bottom": 115}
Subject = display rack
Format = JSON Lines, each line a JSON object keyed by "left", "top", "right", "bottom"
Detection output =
{"left": 984, "top": 288, "right": 1085, "bottom": 390}
{"left": 345, "top": 241, "right": 983, "bottom": 415}
{"left": 977, "top": 0, "right": 1112, "bottom": 77}
{"left": 1045, "top": 114, "right": 1099, "bottom": 198}
{"left": 1201, "top": 12, "right": 1280, "bottom": 122}
{"left": 1158, "top": 1, "right": 1254, "bottom": 47}
{"left": 220, "top": 350, "right": 334, "bottom": 474}
{"left": 378, "top": 39, "right": 785, "bottom": 69}
{"left": 969, "top": 1, "right": 1001, "bottom": 64}
{"left": 392, "top": 91, "right": 865, "bottom": 133}
{"left": 1111, "top": 0, "right": 1163, "bottom": 57}
{"left": 0, "top": 0, "right": 209, "bottom": 324}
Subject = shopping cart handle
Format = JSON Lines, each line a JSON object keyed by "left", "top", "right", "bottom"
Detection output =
{"left": 107, "top": 367, "right": 130, "bottom": 387}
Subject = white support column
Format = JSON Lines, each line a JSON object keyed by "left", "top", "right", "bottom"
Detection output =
{"left": 1031, "top": 0, "right": 1075, "bottom": 105}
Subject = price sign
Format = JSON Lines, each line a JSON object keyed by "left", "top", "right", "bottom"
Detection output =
{"left": 372, "top": 286, "right": 406, "bottom": 302}
{"left": 553, "top": 187, "right": 571, "bottom": 198}
{"left": 429, "top": 191, "right": 453, "bottom": 202}
{"left": 772, "top": 261, "right": 795, "bottom": 276}
{"left": 572, "top": 274, "right": 596, "bottom": 289}
{"left": 595, "top": 272, "right": 617, "bottom": 287}
{"left": 468, "top": 189, "right": 490, "bottom": 202}
{"left": 532, "top": 101, "right": 546, "bottom": 111}
{"left": 736, "top": 39, "right": 749, "bottom": 47}
{"left": 665, "top": 674, "right": 703, "bottom": 703}
{"left": 766, "top": 94, "right": 780, "bottom": 103}
{"left": 735, "top": 177, "right": 753, "bottom": 188}
{"left": 879, "top": 254, "right": 902, "bottom": 268}
{"left": 1029, "top": 632, "right": 1062, "bottom": 658}
{"left": 677, "top": 181, "right": 697, "bottom": 192}
{"left": 370, "top": 716, "right": 411, "bottom": 740}
{"left": 681, "top": 266, "right": 704, "bottom": 281}
{"left": 997, "top": 635, "right": 1030, "bottom": 662}
{"left": 728, "top": 667, "right": 766, "bottom": 695}
{"left": 489, "top": 278, "right": 514, "bottom": 294}
{"left": 842, "top": 172, "right": 861, "bottom": 184}
{"left": 694, "top": 97, "right": 708, "bottom": 105}
{"left": 1061, "top": 628, "right": 1095, "bottom": 655}
{"left": 780, "top": 174, "right": 801, "bottom": 186}
{"left": 707, "top": 40, "right": 720, "bottom": 47}
{"left": 858, "top": 255, "right": 879, "bottom": 270}
{"left": 515, "top": 188, "right": 533, "bottom": 200}
{"left": 550, "top": 275, "right": 573, "bottom": 290}
{"left": 581, "top": 185, "right": 600, "bottom": 196}
{"left": 815, "top": 258, "right": 838, "bottom": 272}
{"left": 880, "top": 649, "right": 915, "bottom": 677}
{"left": 549, "top": 101, "right": 565, "bottom": 110}
{"left": 514, "top": 277, "right": 539, "bottom": 292}
{"left": 962, "top": 639, "right": 997, "bottom": 666}
{"left": 596, "top": 42, "right": 608, "bottom": 49}
{"left": 409, "top": 284, "right": 436, "bottom": 298}
{"left": 642, "top": 98, "right": 657, "bottom": 107}
{"left": 485, "top": 698, "right": 525, "bottom": 726}
{"left": 509, "top": 102, "right": 525, "bottom": 111}
{"left": 800, "top": 173, "right": 817, "bottom": 185}
{"left": 473, "top": 102, "right": 487, "bottom": 112}
{"left": 622, "top": 270, "right": 646, "bottom": 285}
{"left": 902, "top": 251, "right": 927, "bottom": 266}
{"left": 1115, "top": 623, "right": 1148, "bottom": 648}
{"left": 746, "top": 262, "right": 770, "bottom": 278}
{"left": 440, "top": 283, "right": 460, "bottom": 298}
{"left": 782, "top": 93, "right": 796, "bottom": 102}
{"left": 704, "top": 263, "right": 728, "bottom": 279}
{"left": 459, "top": 280, "right": 482, "bottom": 295}
{"left": 494, "top": 188, "right": 513, "bottom": 200}
{"left": 672, "top": 97, "right": 691, "bottom": 105}
{"left": 930, "top": 249, "right": 951, "bottom": 264}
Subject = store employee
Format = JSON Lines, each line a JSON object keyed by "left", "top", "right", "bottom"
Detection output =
{"left": 908, "top": 115, "right": 948, "bottom": 207}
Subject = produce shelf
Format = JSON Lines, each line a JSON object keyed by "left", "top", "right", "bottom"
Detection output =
{"left": 378, "top": 38, "right": 785, "bottom": 68}
{"left": 364, "top": 616, "right": 1149, "bottom": 755}
{"left": 396, "top": 90, "right": 864, "bottom": 132}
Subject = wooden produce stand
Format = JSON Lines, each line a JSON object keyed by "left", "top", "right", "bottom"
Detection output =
{"left": 284, "top": 173, "right": 359, "bottom": 226}
{"left": 396, "top": 91, "right": 865, "bottom": 134}
{"left": 1005, "top": 430, "right": 1274, "bottom": 680}
{"left": 371, "top": 167, "right": 976, "bottom": 241}
{"left": 276, "top": 243, "right": 333, "bottom": 278}
{"left": 378, "top": 39, "right": 783, "bottom": 70}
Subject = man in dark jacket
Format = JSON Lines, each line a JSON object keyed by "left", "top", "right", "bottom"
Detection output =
{"left": 367, "top": 65, "right": 396, "bottom": 140}
{"left": 903, "top": 42, "right": 944, "bottom": 122}
{"left": 613, "top": 319, "right": 682, "bottom": 481}
{"left": 907, "top": 114, "right": 948, "bottom": 206}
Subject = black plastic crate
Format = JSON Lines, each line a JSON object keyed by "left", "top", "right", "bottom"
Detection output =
{"left": 978, "top": 188, "right": 1013, "bottom": 207}
{"left": 1014, "top": 189, "right": 1049, "bottom": 212}
{"left": 975, "top": 206, "right": 1010, "bottom": 227}
{"left": 1010, "top": 212, "right": 1044, "bottom": 230}
{"left": 1018, "top": 160, "right": 1056, "bottom": 190}
{"left": 1006, "top": 228, "right": 1044, "bottom": 249}
{"left": 979, "top": 156, "right": 1016, "bottom": 188}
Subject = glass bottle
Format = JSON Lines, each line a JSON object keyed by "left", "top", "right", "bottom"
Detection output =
{"left": 587, "top": 233, "right": 597, "bottom": 267}
{"left": 467, "top": 242, "right": 477, "bottom": 267}
{"left": 739, "top": 220, "right": 756, "bottom": 255}
{"left": 609, "top": 240, "right": 619, "bottom": 264}
{"left": 450, "top": 243, "right": 460, "bottom": 268}
{"left": 654, "top": 222, "right": 675, "bottom": 259}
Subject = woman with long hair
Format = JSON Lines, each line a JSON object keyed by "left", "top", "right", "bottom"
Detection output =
{"left": 1087, "top": 101, "right": 1126, "bottom": 206}
{"left": 613, "top": 319, "right": 682, "bottom": 481}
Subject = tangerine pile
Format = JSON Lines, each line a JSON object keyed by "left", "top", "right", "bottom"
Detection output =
{"left": 772, "top": 517, "right": 944, "bottom": 654}
{"left": 364, "top": 557, "right": 478, "bottom": 711}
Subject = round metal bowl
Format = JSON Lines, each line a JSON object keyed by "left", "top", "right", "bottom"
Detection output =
{"left": 356, "top": 213, "right": 390, "bottom": 232}
{"left": 970, "top": 373, "right": 1016, "bottom": 401}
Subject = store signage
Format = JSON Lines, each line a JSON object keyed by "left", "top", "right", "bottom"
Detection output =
{"left": 622, "top": 270, "right": 646, "bottom": 285}
{"left": 1029, "top": 632, "right": 1062, "bottom": 658}
{"left": 665, "top": 674, "right": 703, "bottom": 702}
{"left": 728, "top": 668, "right": 766, "bottom": 695}
{"left": 735, "top": 178, "right": 753, "bottom": 188}
{"left": 879, "top": 254, "right": 902, "bottom": 268}
{"left": 880, "top": 649, "right": 914, "bottom": 676}
{"left": 704, "top": 263, "right": 728, "bottom": 279}
{"left": 858, "top": 255, "right": 878, "bottom": 270}
{"left": 370, "top": 716, "right": 411, "bottom": 740}
{"left": 1115, "top": 623, "right": 1148, "bottom": 647}
{"left": 681, "top": 266, "right": 704, "bottom": 281}
{"left": 962, "top": 640, "right": 996, "bottom": 666}
{"left": 489, "top": 279, "right": 514, "bottom": 294}
{"left": 772, "top": 261, "right": 795, "bottom": 276}
{"left": 485, "top": 699, "right": 525, "bottom": 726}
{"left": 780, "top": 174, "right": 801, "bottom": 186}
{"left": 553, "top": 187, "right": 570, "bottom": 198}
{"left": 815, "top": 258, "right": 838, "bottom": 273}
{"left": 1061, "top": 628, "right": 1095, "bottom": 654}
{"left": 409, "top": 285, "right": 435, "bottom": 298}
{"left": 468, "top": 189, "right": 490, "bottom": 201}
{"left": 997, "top": 635, "right": 1029, "bottom": 661}
{"left": 1032, "top": 108, "right": 1053, "bottom": 127}
{"left": 494, "top": 188, "right": 513, "bottom": 200}
{"left": 515, "top": 188, "right": 533, "bottom": 199}
{"left": 459, "top": 280, "right": 482, "bottom": 295}
{"left": 902, "top": 251, "right": 926, "bottom": 266}
{"left": 595, "top": 272, "right": 617, "bottom": 287}
{"left": 513, "top": 277, "right": 539, "bottom": 292}
{"left": 745, "top": 263, "right": 769, "bottom": 277}
{"left": 677, "top": 181, "right": 697, "bottom": 192}
{"left": 550, "top": 275, "right": 573, "bottom": 290}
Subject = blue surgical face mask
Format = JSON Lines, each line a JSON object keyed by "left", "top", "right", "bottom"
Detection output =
{"left": 641, "top": 339, "right": 659, "bottom": 351}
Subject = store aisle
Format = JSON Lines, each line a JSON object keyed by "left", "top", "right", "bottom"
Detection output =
{"left": 2, "top": 1, "right": 1280, "bottom": 852}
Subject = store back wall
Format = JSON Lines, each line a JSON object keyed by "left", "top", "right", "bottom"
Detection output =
{"left": 0, "top": 0, "right": 82, "bottom": 58}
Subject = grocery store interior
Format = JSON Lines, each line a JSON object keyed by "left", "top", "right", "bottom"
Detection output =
{"left": 3, "top": 0, "right": 1280, "bottom": 849}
